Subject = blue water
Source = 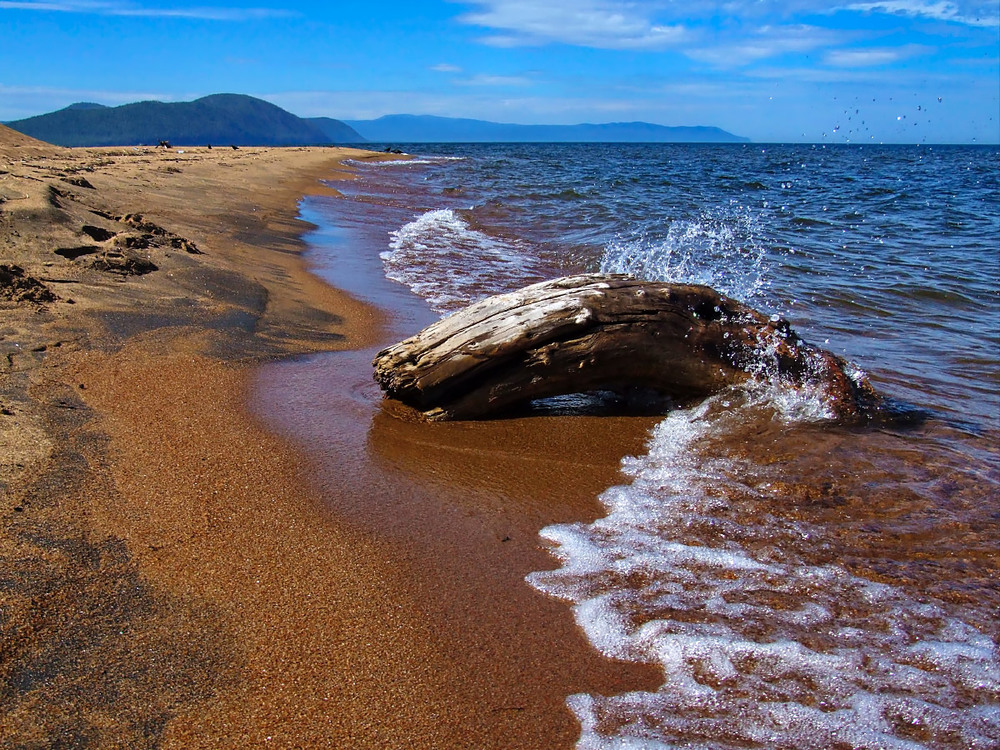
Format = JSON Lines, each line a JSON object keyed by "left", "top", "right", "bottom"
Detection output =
{"left": 360, "top": 143, "right": 999, "bottom": 425}
{"left": 317, "top": 143, "right": 1000, "bottom": 749}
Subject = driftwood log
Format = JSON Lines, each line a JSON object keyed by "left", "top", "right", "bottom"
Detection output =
{"left": 373, "top": 274, "right": 881, "bottom": 421}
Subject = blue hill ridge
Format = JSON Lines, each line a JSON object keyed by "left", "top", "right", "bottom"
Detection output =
{"left": 341, "top": 114, "right": 748, "bottom": 143}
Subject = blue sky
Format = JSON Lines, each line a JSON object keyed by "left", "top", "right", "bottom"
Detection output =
{"left": 1, "top": 0, "right": 997, "bottom": 143}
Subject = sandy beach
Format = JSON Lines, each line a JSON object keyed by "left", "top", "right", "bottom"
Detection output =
{"left": 0, "top": 126, "right": 659, "bottom": 747}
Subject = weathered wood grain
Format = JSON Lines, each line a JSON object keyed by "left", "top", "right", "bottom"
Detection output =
{"left": 373, "top": 274, "right": 882, "bottom": 421}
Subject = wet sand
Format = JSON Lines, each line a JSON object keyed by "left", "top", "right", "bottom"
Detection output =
{"left": 0, "top": 126, "right": 659, "bottom": 747}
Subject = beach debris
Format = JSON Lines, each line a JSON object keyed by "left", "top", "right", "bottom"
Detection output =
{"left": 54, "top": 246, "right": 100, "bottom": 260}
{"left": 91, "top": 250, "right": 158, "bottom": 276}
{"left": 62, "top": 213, "right": 204, "bottom": 260}
{"left": 119, "top": 214, "right": 168, "bottom": 236}
{"left": 0, "top": 264, "right": 58, "bottom": 304}
{"left": 169, "top": 236, "right": 202, "bottom": 254}
{"left": 81, "top": 224, "right": 117, "bottom": 242}
{"left": 372, "top": 274, "right": 883, "bottom": 422}
{"left": 60, "top": 175, "right": 95, "bottom": 189}
{"left": 117, "top": 235, "right": 151, "bottom": 250}
{"left": 47, "top": 184, "right": 65, "bottom": 208}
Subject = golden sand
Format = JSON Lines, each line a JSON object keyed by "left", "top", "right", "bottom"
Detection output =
{"left": 0, "top": 126, "right": 658, "bottom": 747}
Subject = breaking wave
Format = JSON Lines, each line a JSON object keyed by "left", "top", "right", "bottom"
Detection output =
{"left": 382, "top": 208, "right": 549, "bottom": 313}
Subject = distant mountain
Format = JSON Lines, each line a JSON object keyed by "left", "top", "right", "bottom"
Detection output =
{"left": 6, "top": 94, "right": 363, "bottom": 147}
{"left": 4, "top": 96, "right": 743, "bottom": 147}
{"left": 304, "top": 116, "right": 369, "bottom": 144}
{"left": 64, "top": 102, "right": 109, "bottom": 111}
{"left": 343, "top": 114, "right": 748, "bottom": 143}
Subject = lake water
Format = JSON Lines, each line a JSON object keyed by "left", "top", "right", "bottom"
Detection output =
{"left": 308, "top": 143, "right": 999, "bottom": 749}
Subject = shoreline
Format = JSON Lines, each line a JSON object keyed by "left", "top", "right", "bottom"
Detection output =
{"left": 1, "top": 134, "right": 659, "bottom": 746}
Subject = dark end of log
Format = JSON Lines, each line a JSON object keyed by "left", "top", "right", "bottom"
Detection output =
{"left": 373, "top": 274, "right": 885, "bottom": 422}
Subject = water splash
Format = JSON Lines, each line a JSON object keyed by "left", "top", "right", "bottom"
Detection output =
{"left": 599, "top": 206, "right": 771, "bottom": 305}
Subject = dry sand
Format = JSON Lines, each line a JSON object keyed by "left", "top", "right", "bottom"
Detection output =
{"left": 0, "top": 125, "right": 659, "bottom": 748}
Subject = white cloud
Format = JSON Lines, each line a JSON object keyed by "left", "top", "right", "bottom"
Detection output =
{"left": 262, "top": 90, "right": 459, "bottom": 121}
{"left": 745, "top": 64, "right": 898, "bottom": 82}
{"left": 824, "top": 45, "right": 928, "bottom": 66}
{"left": 686, "top": 25, "right": 844, "bottom": 67}
{"left": 842, "top": 0, "right": 999, "bottom": 27}
{"left": 0, "top": 1, "right": 294, "bottom": 20}
{"left": 826, "top": 49, "right": 900, "bottom": 67}
{"left": 458, "top": 73, "right": 534, "bottom": 86}
{"left": 263, "top": 87, "right": 649, "bottom": 123}
{"left": 0, "top": 83, "right": 177, "bottom": 120}
{"left": 0, "top": 83, "right": 160, "bottom": 99}
{"left": 457, "top": 1, "right": 688, "bottom": 50}
{"left": 431, "top": 63, "right": 463, "bottom": 73}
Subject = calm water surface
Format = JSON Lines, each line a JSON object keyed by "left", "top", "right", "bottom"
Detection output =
{"left": 310, "top": 143, "right": 999, "bottom": 749}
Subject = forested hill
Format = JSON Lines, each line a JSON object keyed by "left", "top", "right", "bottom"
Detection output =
{"left": 6, "top": 94, "right": 363, "bottom": 147}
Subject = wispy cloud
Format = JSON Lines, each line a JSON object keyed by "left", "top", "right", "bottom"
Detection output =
{"left": 0, "top": 83, "right": 172, "bottom": 102}
{"left": 431, "top": 63, "right": 463, "bottom": 73}
{"left": 842, "top": 0, "right": 999, "bottom": 27}
{"left": 264, "top": 87, "right": 652, "bottom": 123}
{"left": 457, "top": 1, "right": 688, "bottom": 50}
{"left": 0, "top": 0, "right": 295, "bottom": 21}
{"left": 824, "top": 45, "right": 929, "bottom": 66}
{"left": 457, "top": 73, "right": 534, "bottom": 86}
{"left": 0, "top": 83, "right": 176, "bottom": 119}
{"left": 686, "top": 25, "right": 844, "bottom": 67}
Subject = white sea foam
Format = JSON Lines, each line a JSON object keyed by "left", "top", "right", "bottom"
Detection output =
{"left": 345, "top": 155, "right": 466, "bottom": 168}
{"left": 368, "top": 158, "right": 434, "bottom": 166}
{"left": 383, "top": 208, "right": 548, "bottom": 312}
{"left": 528, "top": 389, "right": 1000, "bottom": 749}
